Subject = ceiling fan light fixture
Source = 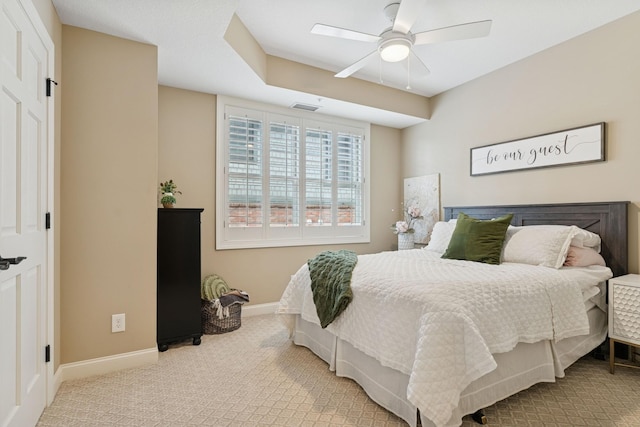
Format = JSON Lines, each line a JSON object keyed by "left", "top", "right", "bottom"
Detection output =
{"left": 378, "top": 38, "right": 411, "bottom": 62}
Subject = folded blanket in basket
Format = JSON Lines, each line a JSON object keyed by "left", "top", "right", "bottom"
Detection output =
{"left": 219, "top": 290, "right": 250, "bottom": 307}
{"left": 213, "top": 290, "right": 250, "bottom": 319}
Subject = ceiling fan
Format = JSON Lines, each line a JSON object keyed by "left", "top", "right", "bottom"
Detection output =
{"left": 311, "top": 0, "right": 492, "bottom": 80}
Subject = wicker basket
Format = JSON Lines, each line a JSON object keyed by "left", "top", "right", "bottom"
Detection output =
{"left": 201, "top": 299, "right": 242, "bottom": 334}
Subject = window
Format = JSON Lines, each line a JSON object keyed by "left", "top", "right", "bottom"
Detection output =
{"left": 217, "top": 97, "right": 370, "bottom": 249}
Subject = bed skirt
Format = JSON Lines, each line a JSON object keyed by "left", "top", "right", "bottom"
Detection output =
{"left": 289, "top": 306, "right": 606, "bottom": 427}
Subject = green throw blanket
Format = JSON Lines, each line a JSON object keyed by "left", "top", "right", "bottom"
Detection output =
{"left": 308, "top": 250, "right": 358, "bottom": 328}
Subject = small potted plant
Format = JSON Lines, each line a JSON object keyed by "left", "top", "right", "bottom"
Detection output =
{"left": 159, "top": 179, "right": 182, "bottom": 208}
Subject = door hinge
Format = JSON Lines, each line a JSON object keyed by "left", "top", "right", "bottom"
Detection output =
{"left": 46, "top": 78, "right": 58, "bottom": 97}
{"left": 45, "top": 345, "right": 51, "bottom": 363}
{"left": 45, "top": 212, "right": 51, "bottom": 229}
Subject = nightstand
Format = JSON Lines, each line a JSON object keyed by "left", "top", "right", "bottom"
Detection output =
{"left": 608, "top": 274, "right": 640, "bottom": 374}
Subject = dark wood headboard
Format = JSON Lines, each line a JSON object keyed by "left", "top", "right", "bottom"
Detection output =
{"left": 444, "top": 202, "right": 629, "bottom": 277}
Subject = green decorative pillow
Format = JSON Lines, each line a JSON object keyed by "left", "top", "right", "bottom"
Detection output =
{"left": 441, "top": 212, "right": 513, "bottom": 265}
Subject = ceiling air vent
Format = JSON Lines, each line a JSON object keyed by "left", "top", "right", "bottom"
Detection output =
{"left": 290, "top": 103, "right": 320, "bottom": 112}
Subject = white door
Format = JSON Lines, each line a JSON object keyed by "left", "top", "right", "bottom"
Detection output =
{"left": 0, "top": 0, "right": 51, "bottom": 425}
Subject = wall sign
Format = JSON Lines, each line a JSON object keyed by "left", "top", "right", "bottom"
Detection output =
{"left": 470, "top": 122, "right": 605, "bottom": 176}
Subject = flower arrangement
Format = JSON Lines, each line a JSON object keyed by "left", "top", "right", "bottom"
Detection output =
{"left": 391, "top": 204, "right": 423, "bottom": 234}
{"left": 159, "top": 179, "right": 182, "bottom": 207}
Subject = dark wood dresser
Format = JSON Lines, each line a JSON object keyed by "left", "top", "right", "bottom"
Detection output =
{"left": 157, "top": 208, "right": 204, "bottom": 352}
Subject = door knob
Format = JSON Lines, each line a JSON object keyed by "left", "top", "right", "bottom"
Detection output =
{"left": 0, "top": 255, "right": 27, "bottom": 270}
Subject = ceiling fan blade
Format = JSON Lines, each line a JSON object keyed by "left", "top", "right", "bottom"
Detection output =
{"left": 414, "top": 20, "right": 492, "bottom": 45}
{"left": 393, "top": 0, "right": 426, "bottom": 34}
{"left": 407, "top": 50, "right": 431, "bottom": 76}
{"left": 311, "top": 24, "right": 380, "bottom": 43}
{"left": 335, "top": 50, "right": 378, "bottom": 78}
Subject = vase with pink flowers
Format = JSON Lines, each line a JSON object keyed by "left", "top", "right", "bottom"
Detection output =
{"left": 391, "top": 205, "right": 423, "bottom": 250}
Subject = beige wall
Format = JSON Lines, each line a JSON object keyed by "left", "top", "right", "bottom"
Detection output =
{"left": 60, "top": 26, "right": 158, "bottom": 363}
{"left": 158, "top": 86, "right": 402, "bottom": 304}
{"left": 402, "top": 11, "right": 640, "bottom": 273}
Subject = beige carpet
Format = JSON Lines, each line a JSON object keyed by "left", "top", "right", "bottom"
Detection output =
{"left": 38, "top": 314, "right": 640, "bottom": 426}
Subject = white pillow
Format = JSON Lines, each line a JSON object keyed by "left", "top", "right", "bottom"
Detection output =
{"left": 502, "top": 225, "right": 578, "bottom": 268}
{"left": 424, "top": 221, "right": 456, "bottom": 254}
{"left": 500, "top": 225, "right": 522, "bottom": 258}
{"left": 570, "top": 227, "right": 601, "bottom": 253}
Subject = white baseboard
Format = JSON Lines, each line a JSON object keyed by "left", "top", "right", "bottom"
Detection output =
{"left": 48, "top": 366, "right": 64, "bottom": 405}
{"left": 243, "top": 302, "right": 278, "bottom": 317}
{"left": 59, "top": 347, "right": 158, "bottom": 382}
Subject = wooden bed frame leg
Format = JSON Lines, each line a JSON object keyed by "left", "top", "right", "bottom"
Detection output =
{"left": 472, "top": 410, "right": 487, "bottom": 425}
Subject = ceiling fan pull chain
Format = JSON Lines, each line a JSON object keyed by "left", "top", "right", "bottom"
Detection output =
{"left": 379, "top": 55, "right": 383, "bottom": 84}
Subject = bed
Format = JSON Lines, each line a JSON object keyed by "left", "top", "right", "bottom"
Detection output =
{"left": 277, "top": 201, "right": 628, "bottom": 427}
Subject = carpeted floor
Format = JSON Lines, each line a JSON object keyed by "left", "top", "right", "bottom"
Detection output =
{"left": 38, "top": 314, "right": 640, "bottom": 426}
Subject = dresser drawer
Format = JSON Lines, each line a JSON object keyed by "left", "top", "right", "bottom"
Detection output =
{"left": 612, "top": 283, "right": 640, "bottom": 316}
{"left": 612, "top": 310, "right": 640, "bottom": 343}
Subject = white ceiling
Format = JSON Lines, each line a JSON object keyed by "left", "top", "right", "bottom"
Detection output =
{"left": 51, "top": 0, "right": 640, "bottom": 128}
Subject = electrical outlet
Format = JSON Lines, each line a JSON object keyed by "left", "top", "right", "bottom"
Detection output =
{"left": 112, "top": 313, "right": 125, "bottom": 333}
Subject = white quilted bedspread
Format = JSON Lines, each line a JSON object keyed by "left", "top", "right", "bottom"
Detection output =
{"left": 277, "top": 249, "right": 612, "bottom": 427}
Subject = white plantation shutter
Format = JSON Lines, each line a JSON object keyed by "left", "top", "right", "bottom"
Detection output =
{"left": 305, "top": 126, "right": 333, "bottom": 227}
{"left": 218, "top": 98, "right": 369, "bottom": 249}
{"left": 337, "top": 131, "right": 363, "bottom": 226}
{"left": 227, "top": 110, "right": 263, "bottom": 228}
{"left": 269, "top": 117, "right": 300, "bottom": 229}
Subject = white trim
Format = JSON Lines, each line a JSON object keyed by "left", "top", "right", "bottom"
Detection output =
{"left": 242, "top": 302, "right": 278, "bottom": 317}
{"left": 51, "top": 367, "right": 63, "bottom": 400}
{"left": 16, "top": 0, "right": 57, "bottom": 408}
{"left": 59, "top": 348, "right": 158, "bottom": 382}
